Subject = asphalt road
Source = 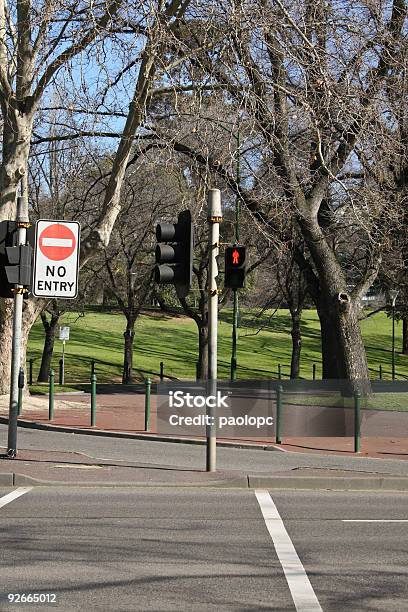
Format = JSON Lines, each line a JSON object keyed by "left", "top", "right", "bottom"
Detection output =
{"left": 1, "top": 423, "right": 408, "bottom": 476}
{"left": 0, "top": 487, "right": 407, "bottom": 611}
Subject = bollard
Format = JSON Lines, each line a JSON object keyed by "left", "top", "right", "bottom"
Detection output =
{"left": 278, "top": 363, "right": 282, "bottom": 380}
{"left": 145, "top": 378, "right": 151, "bottom": 431}
{"left": 313, "top": 363, "right": 316, "bottom": 381}
{"left": 160, "top": 361, "right": 164, "bottom": 382}
{"left": 59, "top": 358, "right": 64, "bottom": 386}
{"left": 91, "top": 373, "right": 97, "bottom": 426}
{"left": 275, "top": 385, "right": 283, "bottom": 444}
{"left": 379, "top": 364, "right": 382, "bottom": 380}
{"left": 29, "top": 358, "right": 33, "bottom": 385}
{"left": 17, "top": 367, "right": 24, "bottom": 416}
{"left": 49, "top": 369, "right": 55, "bottom": 420}
{"left": 354, "top": 391, "right": 361, "bottom": 453}
{"left": 91, "top": 359, "right": 95, "bottom": 377}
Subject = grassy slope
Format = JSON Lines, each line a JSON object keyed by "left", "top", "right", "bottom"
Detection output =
{"left": 27, "top": 308, "right": 408, "bottom": 384}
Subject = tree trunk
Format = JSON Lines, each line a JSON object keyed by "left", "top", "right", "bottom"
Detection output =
{"left": 402, "top": 318, "right": 408, "bottom": 355}
{"left": 197, "top": 324, "right": 209, "bottom": 380}
{"left": 37, "top": 312, "right": 60, "bottom": 382}
{"left": 317, "top": 294, "right": 368, "bottom": 381}
{"left": 122, "top": 323, "right": 135, "bottom": 384}
{"left": 299, "top": 216, "right": 370, "bottom": 382}
{"left": 0, "top": 300, "right": 14, "bottom": 394}
{"left": 290, "top": 312, "right": 302, "bottom": 379}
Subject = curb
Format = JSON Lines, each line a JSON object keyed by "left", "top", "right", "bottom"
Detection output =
{"left": 2, "top": 471, "right": 408, "bottom": 491}
{"left": 0, "top": 416, "right": 284, "bottom": 452}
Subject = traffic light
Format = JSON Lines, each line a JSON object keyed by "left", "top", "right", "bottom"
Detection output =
{"left": 0, "top": 221, "right": 34, "bottom": 297}
{"left": 155, "top": 210, "right": 194, "bottom": 298}
{"left": 225, "top": 244, "right": 246, "bottom": 289}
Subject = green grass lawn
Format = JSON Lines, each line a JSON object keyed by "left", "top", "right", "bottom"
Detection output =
{"left": 26, "top": 307, "right": 408, "bottom": 384}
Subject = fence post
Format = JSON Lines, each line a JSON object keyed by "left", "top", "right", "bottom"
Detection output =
{"left": 275, "top": 385, "right": 283, "bottom": 444}
{"left": 145, "top": 378, "right": 151, "bottom": 431}
{"left": 354, "top": 391, "right": 361, "bottom": 453}
{"left": 29, "top": 358, "right": 33, "bottom": 385}
{"left": 91, "top": 373, "right": 97, "bottom": 426}
{"left": 312, "top": 363, "right": 316, "bottom": 380}
{"left": 48, "top": 369, "right": 55, "bottom": 420}
{"left": 17, "top": 367, "right": 24, "bottom": 416}
{"left": 160, "top": 361, "right": 164, "bottom": 382}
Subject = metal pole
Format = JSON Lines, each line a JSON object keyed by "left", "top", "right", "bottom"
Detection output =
{"left": 145, "top": 378, "right": 151, "bottom": 431}
{"left": 160, "top": 361, "right": 164, "bottom": 382}
{"left": 7, "top": 195, "right": 28, "bottom": 457}
{"left": 354, "top": 391, "right": 361, "bottom": 453}
{"left": 379, "top": 364, "right": 382, "bottom": 380}
{"left": 278, "top": 363, "right": 282, "bottom": 380}
{"left": 392, "top": 305, "right": 396, "bottom": 380}
{"left": 313, "top": 363, "right": 316, "bottom": 381}
{"left": 231, "top": 289, "right": 238, "bottom": 381}
{"left": 91, "top": 373, "right": 97, "bottom": 426}
{"left": 61, "top": 339, "right": 65, "bottom": 385}
{"left": 230, "top": 126, "right": 240, "bottom": 381}
{"left": 207, "top": 189, "right": 222, "bottom": 472}
{"left": 48, "top": 369, "right": 55, "bottom": 420}
{"left": 91, "top": 359, "right": 95, "bottom": 377}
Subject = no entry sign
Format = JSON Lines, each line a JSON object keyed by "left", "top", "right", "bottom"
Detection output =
{"left": 33, "top": 220, "right": 80, "bottom": 298}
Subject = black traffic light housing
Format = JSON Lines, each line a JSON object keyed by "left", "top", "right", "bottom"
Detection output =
{"left": 155, "top": 210, "right": 194, "bottom": 298}
{"left": 224, "top": 244, "right": 246, "bottom": 289}
{"left": 0, "top": 221, "right": 34, "bottom": 298}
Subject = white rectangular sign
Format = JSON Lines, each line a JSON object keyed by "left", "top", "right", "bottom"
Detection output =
{"left": 59, "top": 326, "right": 70, "bottom": 341}
{"left": 33, "top": 220, "right": 80, "bottom": 299}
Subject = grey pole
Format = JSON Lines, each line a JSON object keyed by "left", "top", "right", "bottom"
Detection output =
{"left": 207, "top": 189, "right": 222, "bottom": 472}
{"left": 7, "top": 194, "right": 29, "bottom": 457}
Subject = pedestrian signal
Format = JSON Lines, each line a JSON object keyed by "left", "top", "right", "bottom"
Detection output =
{"left": 224, "top": 245, "right": 246, "bottom": 289}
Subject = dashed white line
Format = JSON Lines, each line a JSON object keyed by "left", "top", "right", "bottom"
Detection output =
{"left": 0, "top": 487, "right": 32, "bottom": 509}
{"left": 255, "top": 489, "right": 323, "bottom": 612}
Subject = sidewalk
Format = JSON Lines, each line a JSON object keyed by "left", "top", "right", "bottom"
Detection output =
{"left": 0, "top": 390, "right": 407, "bottom": 460}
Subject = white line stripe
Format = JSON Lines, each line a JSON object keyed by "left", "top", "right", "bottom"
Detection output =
{"left": 0, "top": 487, "right": 32, "bottom": 509}
{"left": 42, "top": 238, "right": 72, "bottom": 247}
{"left": 255, "top": 490, "right": 322, "bottom": 612}
{"left": 342, "top": 519, "right": 408, "bottom": 523}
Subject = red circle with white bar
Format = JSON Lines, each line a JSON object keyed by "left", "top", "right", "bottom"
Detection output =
{"left": 39, "top": 224, "right": 76, "bottom": 261}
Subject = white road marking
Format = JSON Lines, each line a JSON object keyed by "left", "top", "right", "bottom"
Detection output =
{"left": 255, "top": 490, "right": 322, "bottom": 612}
{"left": 42, "top": 238, "right": 72, "bottom": 247}
{"left": 0, "top": 487, "right": 32, "bottom": 509}
{"left": 342, "top": 519, "right": 408, "bottom": 523}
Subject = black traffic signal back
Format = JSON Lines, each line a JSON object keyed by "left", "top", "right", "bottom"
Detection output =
{"left": 155, "top": 210, "right": 194, "bottom": 298}
{"left": 224, "top": 245, "right": 246, "bottom": 289}
{"left": 0, "top": 221, "right": 34, "bottom": 298}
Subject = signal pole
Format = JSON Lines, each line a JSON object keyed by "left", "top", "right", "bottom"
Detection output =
{"left": 207, "top": 189, "right": 222, "bottom": 472}
{"left": 231, "top": 127, "right": 240, "bottom": 381}
{"left": 7, "top": 193, "right": 29, "bottom": 457}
